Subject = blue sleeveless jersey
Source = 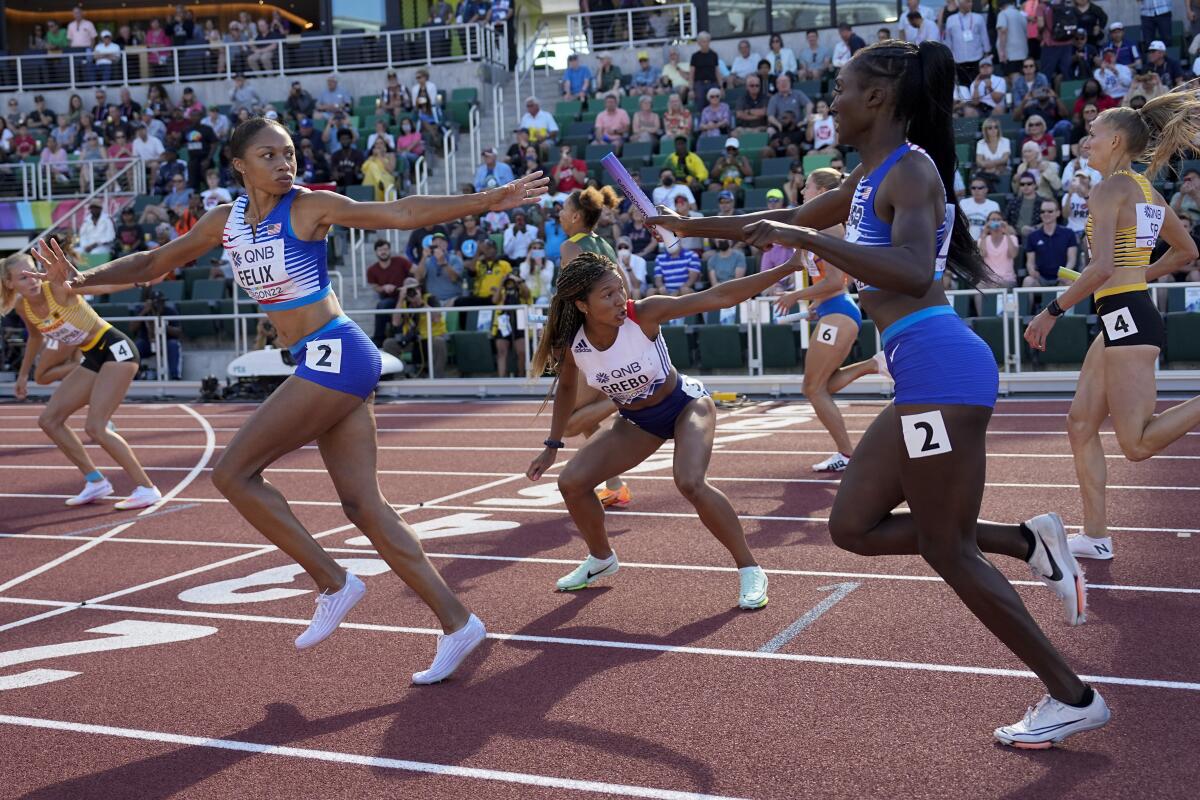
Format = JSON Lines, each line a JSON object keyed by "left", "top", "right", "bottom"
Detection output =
{"left": 843, "top": 142, "right": 954, "bottom": 292}
{"left": 223, "top": 188, "right": 332, "bottom": 311}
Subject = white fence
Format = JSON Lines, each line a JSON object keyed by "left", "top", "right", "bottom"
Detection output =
{"left": 567, "top": 3, "right": 697, "bottom": 54}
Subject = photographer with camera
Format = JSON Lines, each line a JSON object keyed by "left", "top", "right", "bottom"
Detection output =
{"left": 491, "top": 271, "right": 531, "bottom": 378}
{"left": 129, "top": 288, "right": 182, "bottom": 380}
{"left": 384, "top": 277, "right": 447, "bottom": 378}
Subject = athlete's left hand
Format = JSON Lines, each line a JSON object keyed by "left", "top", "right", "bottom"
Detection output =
{"left": 27, "top": 237, "right": 82, "bottom": 286}
{"left": 1024, "top": 309, "right": 1057, "bottom": 351}
{"left": 491, "top": 171, "right": 551, "bottom": 211}
{"left": 742, "top": 219, "right": 815, "bottom": 249}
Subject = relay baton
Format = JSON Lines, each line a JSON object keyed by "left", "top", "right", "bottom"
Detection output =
{"left": 775, "top": 310, "right": 811, "bottom": 324}
{"left": 1058, "top": 267, "right": 1081, "bottom": 282}
{"left": 600, "top": 153, "right": 681, "bottom": 253}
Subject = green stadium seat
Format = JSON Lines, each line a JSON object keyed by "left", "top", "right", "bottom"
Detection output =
{"left": 803, "top": 153, "right": 834, "bottom": 172}
{"left": 661, "top": 324, "right": 691, "bottom": 368}
{"left": 795, "top": 80, "right": 821, "bottom": 99}
{"left": 760, "top": 157, "right": 793, "bottom": 176}
{"left": 696, "top": 136, "right": 725, "bottom": 155}
{"left": 697, "top": 325, "right": 744, "bottom": 369}
{"left": 651, "top": 95, "right": 669, "bottom": 113}
{"left": 1030, "top": 314, "right": 1089, "bottom": 365}
{"left": 640, "top": 165, "right": 664, "bottom": 183}
{"left": 449, "top": 331, "right": 496, "bottom": 375}
{"left": 156, "top": 281, "right": 185, "bottom": 302}
{"left": 449, "top": 87, "right": 478, "bottom": 105}
{"left": 1165, "top": 313, "right": 1200, "bottom": 363}
{"left": 743, "top": 187, "right": 771, "bottom": 210}
{"left": 190, "top": 279, "right": 228, "bottom": 301}
{"left": 181, "top": 266, "right": 210, "bottom": 296}
{"left": 555, "top": 100, "right": 583, "bottom": 120}
{"left": 105, "top": 287, "right": 141, "bottom": 304}
{"left": 585, "top": 143, "right": 612, "bottom": 164}
{"left": 446, "top": 100, "right": 472, "bottom": 128}
{"left": 855, "top": 320, "right": 878, "bottom": 359}
{"left": 700, "top": 190, "right": 722, "bottom": 213}
{"left": 1058, "top": 79, "right": 1085, "bottom": 102}
{"left": 619, "top": 96, "right": 640, "bottom": 114}
{"left": 579, "top": 110, "right": 599, "bottom": 125}
{"left": 969, "top": 316, "right": 1006, "bottom": 364}
{"left": 177, "top": 299, "right": 215, "bottom": 339}
{"left": 760, "top": 324, "right": 798, "bottom": 369}
{"left": 737, "top": 132, "right": 769, "bottom": 152}
{"left": 344, "top": 184, "right": 376, "bottom": 202}
{"left": 622, "top": 141, "right": 653, "bottom": 161}
{"left": 754, "top": 174, "right": 787, "bottom": 191}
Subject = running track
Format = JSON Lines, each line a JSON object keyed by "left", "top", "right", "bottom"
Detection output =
{"left": 0, "top": 398, "right": 1197, "bottom": 800}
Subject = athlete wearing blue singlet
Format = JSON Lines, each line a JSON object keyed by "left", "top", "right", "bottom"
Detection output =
{"left": 224, "top": 189, "right": 381, "bottom": 398}
{"left": 649, "top": 40, "right": 1108, "bottom": 747}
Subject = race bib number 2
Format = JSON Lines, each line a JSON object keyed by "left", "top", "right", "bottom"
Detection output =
{"left": 900, "top": 410, "right": 952, "bottom": 459}
{"left": 305, "top": 339, "right": 343, "bottom": 373}
{"left": 1135, "top": 203, "right": 1164, "bottom": 249}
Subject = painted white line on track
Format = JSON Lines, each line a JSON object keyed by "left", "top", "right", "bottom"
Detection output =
{"left": 0, "top": 599, "right": 1195, "bottom": 692}
{"left": 0, "top": 404, "right": 216, "bottom": 596}
{"left": 0, "top": 714, "right": 746, "bottom": 800}
{"left": 0, "top": 539, "right": 1195, "bottom": 595}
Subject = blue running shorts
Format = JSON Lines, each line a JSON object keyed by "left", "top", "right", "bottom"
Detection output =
{"left": 881, "top": 306, "right": 998, "bottom": 408}
{"left": 619, "top": 374, "right": 709, "bottom": 439}
{"left": 289, "top": 314, "right": 382, "bottom": 399}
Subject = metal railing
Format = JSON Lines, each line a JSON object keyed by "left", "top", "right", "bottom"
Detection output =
{"left": 468, "top": 104, "right": 482, "bottom": 173}
{"left": 16, "top": 158, "right": 144, "bottom": 254}
{"left": 442, "top": 128, "right": 459, "bottom": 195}
{"left": 492, "top": 84, "right": 505, "bottom": 150}
{"left": 0, "top": 24, "right": 507, "bottom": 94}
{"left": 513, "top": 20, "right": 551, "bottom": 124}
{"left": 566, "top": 3, "right": 697, "bottom": 54}
{"left": 414, "top": 155, "right": 429, "bottom": 196}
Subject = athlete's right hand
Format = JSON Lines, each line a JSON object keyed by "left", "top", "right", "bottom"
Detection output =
{"left": 526, "top": 447, "right": 558, "bottom": 481}
{"left": 14, "top": 375, "right": 27, "bottom": 400}
{"left": 644, "top": 205, "right": 685, "bottom": 233}
{"left": 773, "top": 291, "right": 805, "bottom": 317}
{"left": 27, "top": 238, "right": 82, "bottom": 286}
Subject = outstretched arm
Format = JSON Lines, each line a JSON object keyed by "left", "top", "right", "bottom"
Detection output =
{"left": 647, "top": 164, "right": 862, "bottom": 242}
{"left": 309, "top": 172, "right": 550, "bottom": 231}
{"left": 28, "top": 207, "right": 228, "bottom": 292}
{"left": 636, "top": 259, "right": 799, "bottom": 324}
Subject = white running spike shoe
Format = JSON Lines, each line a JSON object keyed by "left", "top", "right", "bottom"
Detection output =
{"left": 556, "top": 552, "right": 619, "bottom": 591}
{"left": 412, "top": 614, "right": 487, "bottom": 685}
{"left": 994, "top": 689, "right": 1111, "bottom": 749}
{"left": 65, "top": 479, "right": 114, "bottom": 506}
{"left": 295, "top": 572, "right": 366, "bottom": 650}
{"left": 1024, "top": 513, "right": 1087, "bottom": 626}
{"left": 738, "top": 565, "right": 769, "bottom": 610}
{"left": 114, "top": 485, "right": 162, "bottom": 511}
{"left": 812, "top": 452, "right": 850, "bottom": 473}
{"left": 1068, "top": 534, "right": 1114, "bottom": 561}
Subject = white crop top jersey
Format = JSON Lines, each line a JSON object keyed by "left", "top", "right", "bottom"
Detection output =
{"left": 571, "top": 300, "right": 672, "bottom": 405}
{"left": 222, "top": 188, "right": 332, "bottom": 310}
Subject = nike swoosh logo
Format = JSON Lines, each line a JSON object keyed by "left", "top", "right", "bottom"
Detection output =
{"left": 1026, "top": 718, "right": 1087, "bottom": 734}
{"left": 1040, "top": 533, "right": 1064, "bottom": 582}
{"left": 586, "top": 565, "right": 612, "bottom": 579}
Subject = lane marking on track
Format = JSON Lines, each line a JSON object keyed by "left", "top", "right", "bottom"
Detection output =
{"left": 0, "top": 598, "right": 1196, "bottom": 692}
{"left": 0, "top": 542, "right": 1196, "bottom": 595}
{"left": 759, "top": 582, "right": 861, "bottom": 653}
{"left": 0, "top": 471, "right": 531, "bottom": 635}
{"left": 0, "top": 714, "right": 748, "bottom": 800}
{"left": 2, "top": 493, "right": 1198, "bottom": 536}
{"left": 57, "top": 503, "right": 201, "bottom": 537}
{"left": 0, "top": 404, "right": 216, "bottom": 597}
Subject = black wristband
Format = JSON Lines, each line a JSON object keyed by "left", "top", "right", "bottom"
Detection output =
{"left": 543, "top": 439, "right": 564, "bottom": 449}
{"left": 1047, "top": 299, "right": 1065, "bottom": 317}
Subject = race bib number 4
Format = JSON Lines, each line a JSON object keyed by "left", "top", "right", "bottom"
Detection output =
{"left": 305, "top": 338, "right": 343, "bottom": 373}
{"left": 110, "top": 339, "right": 135, "bottom": 362}
{"left": 815, "top": 322, "right": 839, "bottom": 346}
{"left": 1101, "top": 306, "right": 1138, "bottom": 341}
{"left": 900, "top": 410, "right": 952, "bottom": 459}
{"left": 1135, "top": 203, "right": 1164, "bottom": 250}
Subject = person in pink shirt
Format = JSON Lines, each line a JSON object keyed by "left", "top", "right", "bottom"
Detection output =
{"left": 592, "top": 93, "right": 631, "bottom": 148}
{"left": 67, "top": 5, "right": 97, "bottom": 48}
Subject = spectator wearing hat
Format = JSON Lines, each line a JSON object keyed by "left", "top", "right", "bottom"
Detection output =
{"left": 728, "top": 40, "right": 763, "bottom": 89}
{"left": 562, "top": 54, "right": 592, "bottom": 102}
{"left": 1138, "top": 0, "right": 1174, "bottom": 54}
{"left": 592, "top": 93, "right": 630, "bottom": 146}
{"left": 1065, "top": 28, "right": 1099, "bottom": 80}
{"left": 594, "top": 54, "right": 624, "bottom": 97}
{"left": 474, "top": 147, "right": 515, "bottom": 192}
{"left": 715, "top": 190, "right": 737, "bottom": 220}
{"left": 1145, "top": 40, "right": 1185, "bottom": 86}
{"left": 967, "top": 58, "right": 1008, "bottom": 115}
{"left": 386, "top": 278, "right": 448, "bottom": 378}
{"left": 413, "top": 232, "right": 463, "bottom": 305}
{"left": 366, "top": 239, "right": 414, "bottom": 344}
{"left": 709, "top": 138, "right": 752, "bottom": 195}
{"left": 767, "top": 74, "right": 813, "bottom": 134}
{"left": 1102, "top": 22, "right": 1141, "bottom": 70}
{"left": 629, "top": 52, "right": 661, "bottom": 96}
{"left": 690, "top": 32, "right": 721, "bottom": 111}
{"left": 456, "top": 238, "right": 511, "bottom": 314}
{"left": 734, "top": 75, "right": 769, "bottom": 135}
{"left": 630, "top": 95, "right": 662, "bottom": 144}
{"left": 663, "top": 136, "right": 709, "bottom": 192}
{"left": 697, "top": 86, "right": 732, "bottom": 139}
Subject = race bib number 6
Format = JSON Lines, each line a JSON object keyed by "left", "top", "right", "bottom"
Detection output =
{"left": 900, "top": 410, "right": 952, "bottom": 459}
{"left": 815, "top": 322, "right": 839, "bottom": 346}
{"left": 1135, "top": 203, "right": 1164, "bottom": 249}
{"left": 305, "top": 338, "right": 343, "bottom": 373}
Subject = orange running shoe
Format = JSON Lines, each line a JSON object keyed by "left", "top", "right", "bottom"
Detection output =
{"left": 595, "top": 483, "right": 631, "bottom": 508}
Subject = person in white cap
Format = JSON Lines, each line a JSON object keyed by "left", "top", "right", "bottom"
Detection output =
{"left": 1145, "top": 39, "right": 1186, "bottom": 86}
{"left": 473, "top": 147, "right": 514, "bottom": 192}
{"left": 708, "top": 137, "right": 752, "bottom": 195}
{"left": 1102, "top": 22, "right": 1142, "bottom": 70}
{"left": 92, "top": 29, "right": 121, "bottom": 83}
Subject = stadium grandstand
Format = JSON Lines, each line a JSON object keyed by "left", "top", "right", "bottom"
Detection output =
{"left": 1, "top": 0, "right": 1198, "bottom": 394}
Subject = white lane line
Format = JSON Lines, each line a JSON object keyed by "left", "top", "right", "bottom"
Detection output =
{"left": 0, "top": 538, "right": 1195, "bottom": 595}
{"left": 0, "top": 404, "right": 216, "bottom": 597}
{"left": 760, "top": 582, "right": 861, "bottom": 653}
{"left": 0, "top": 715, "right": 745, "bottom": 800}
{"left": 1, "top": 599, "right": 1196, "bottom": 692}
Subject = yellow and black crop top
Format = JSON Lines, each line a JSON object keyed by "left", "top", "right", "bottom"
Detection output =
{"left": 21, "top": 280, "right": 109, "bottom": 349}
{"left": 1085, "top": 169, "right": 1160, "bottom": 300}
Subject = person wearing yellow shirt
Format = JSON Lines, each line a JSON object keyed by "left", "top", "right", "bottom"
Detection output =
{"left": 663, "top": 135, "right": 708, "bottom": 193}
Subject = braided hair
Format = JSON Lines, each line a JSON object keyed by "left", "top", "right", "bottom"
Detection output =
{"left": 850, "top": 39, "right": 991, "bottom": 287}
{"left": 531, "top": 250, "right": 621, "bottom": 379}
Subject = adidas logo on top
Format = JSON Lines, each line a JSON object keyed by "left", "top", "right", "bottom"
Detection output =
{"left": 573, "top": 340, "right": 591, "bottom": 353}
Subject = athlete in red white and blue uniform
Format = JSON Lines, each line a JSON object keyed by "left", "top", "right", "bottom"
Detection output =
{"left": 650, "top": 40, "right": 1109, "bottom": 747}
{"left": 34, "top": 116, "right": 550, "bottom": 685}
{"left": 526, "top": 249, "right": 806, "bottom": 609}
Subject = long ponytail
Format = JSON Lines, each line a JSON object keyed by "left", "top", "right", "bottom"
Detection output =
{"left": 853, "top": 40, "right": 991, "bottom": 287}
{"left": 1101, "top": 80, "right": 1200, "bottom": 179}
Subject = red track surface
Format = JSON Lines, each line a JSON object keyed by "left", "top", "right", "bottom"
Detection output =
{"left": 1, "top": 398, "right": 1198, "bottom": 799}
